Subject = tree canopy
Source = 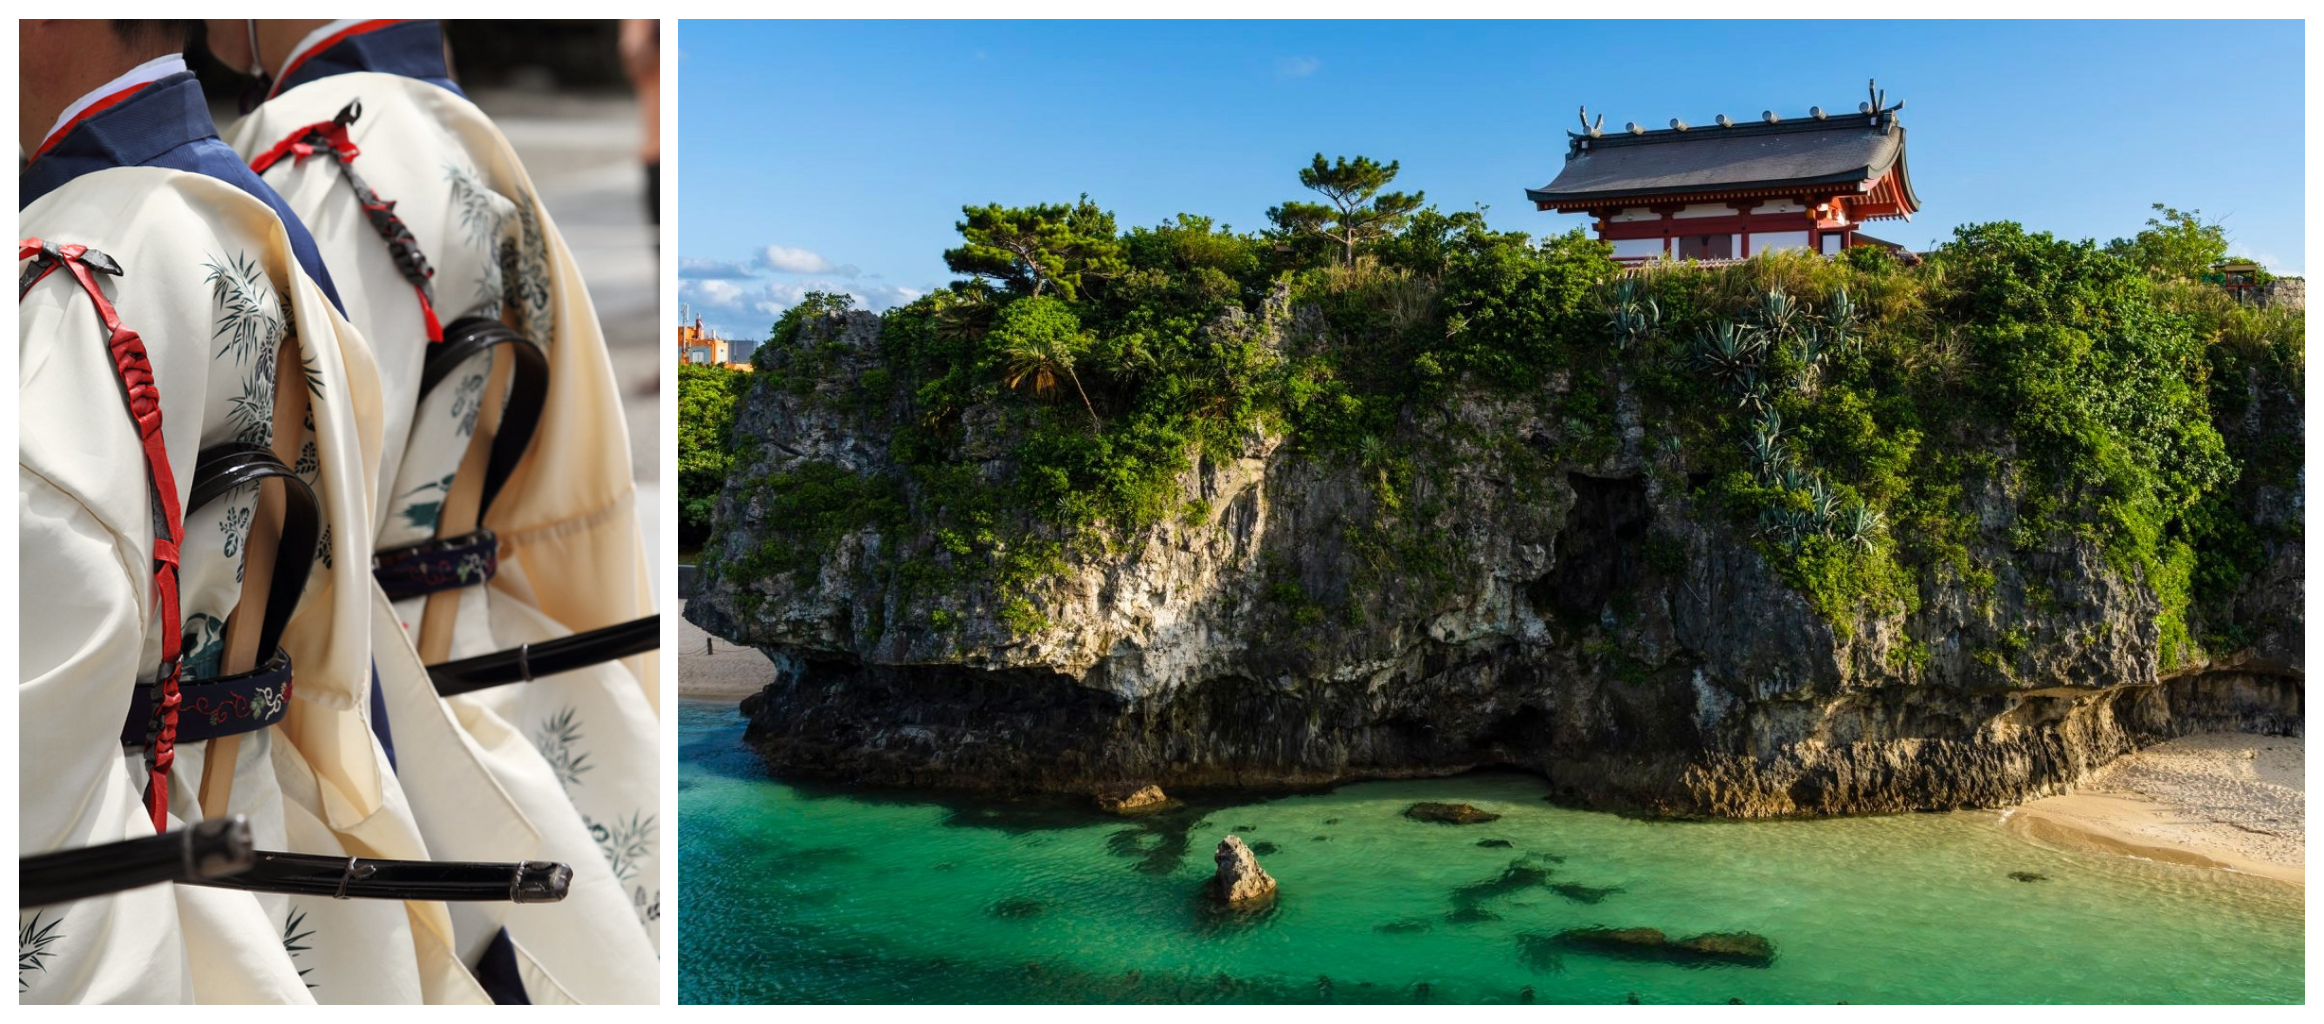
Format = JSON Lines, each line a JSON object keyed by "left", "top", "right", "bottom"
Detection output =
{"left": 944, "top": 196, "right": 1127, "bottom": 301}
{"left": 2107, "top": 202, "right": 2230, "bottom": 281}
{"left": 1267, "top": 154, "right": 1425, "bottom": 266}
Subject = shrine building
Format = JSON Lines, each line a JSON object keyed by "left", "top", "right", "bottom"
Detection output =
{"left": 1528, "top": 83, "right": 1920, "bottom": 263}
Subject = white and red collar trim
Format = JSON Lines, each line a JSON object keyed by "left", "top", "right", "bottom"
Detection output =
{"left": 39, "top": 53, "right": 185, "bottom": 155}
{"left": 269, "top": 19, "right": 402, "bottom": 98}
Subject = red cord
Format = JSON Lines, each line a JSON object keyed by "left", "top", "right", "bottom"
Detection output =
{"left": 22, "top": 239, "right": 185, "bottom": 831}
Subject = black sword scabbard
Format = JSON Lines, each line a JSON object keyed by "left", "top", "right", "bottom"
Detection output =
{"left": 426, "top": 615, "right": 660, "bottom": 697}
{"left": 19, "top": 816, "right": 255, "bottom": 908}
{"left": 185, "top": 851, "right": 571, "bottom": 903}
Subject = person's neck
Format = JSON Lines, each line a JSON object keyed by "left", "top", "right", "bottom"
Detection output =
{"left": 257, "top": 20, "right": 338, "bottom": 80}
{"left": 18, "top": 53, "right": 170, "bottom": 157}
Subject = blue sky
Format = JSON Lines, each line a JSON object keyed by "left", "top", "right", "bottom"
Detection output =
{"left": 678, "top": 20, "right": 2305, "bottom": 339}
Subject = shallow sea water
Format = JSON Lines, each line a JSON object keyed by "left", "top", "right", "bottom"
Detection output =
{"left": 677, "top": 701, "right": 2304, "bottom": 1004}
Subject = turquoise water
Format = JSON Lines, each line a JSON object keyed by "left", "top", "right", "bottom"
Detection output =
{"left": 678, "top": 701, "right": 2304, "bottom": 1004}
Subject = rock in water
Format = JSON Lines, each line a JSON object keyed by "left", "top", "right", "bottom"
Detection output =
{"left": 1546, "top": 926, "right": 1776, "bottom": 968}
{"left": 1406, "top": 802, "right": 1501, "bottom": 824}
{"left": 1094, "top": 783, "right": 1174, "bottom": 815}
{"left": 1672, "top": 932, "right": 1776, "bottom": 967}
{"left": 1208, "top": 835, "right": 1278, "bottom": 907}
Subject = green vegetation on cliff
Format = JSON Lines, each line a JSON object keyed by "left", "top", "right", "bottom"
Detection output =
{"left": 724, "top": 156, "right": 2299, "bottom": 662}
{"left": 678, "top": 362, "right": 751, "bottom": 546}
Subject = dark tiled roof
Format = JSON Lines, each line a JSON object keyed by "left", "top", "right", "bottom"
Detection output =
{"left": 1528, "top": 113, "right": 1911, "bottom": 207}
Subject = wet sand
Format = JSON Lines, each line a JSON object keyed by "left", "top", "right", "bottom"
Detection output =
{"left": 677, "top": 599, "right": 774, "bottom": 701}
{"left": 2010, "top": 732, "right": 2304, "bottom": 886}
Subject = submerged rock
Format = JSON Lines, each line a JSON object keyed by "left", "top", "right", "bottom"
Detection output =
{"left": 1549, "top": 881, "right": 1625, "bottom": 904}
{"left": 988, "top": 897, "right": 1045, "bottom": 919}
{"left": 1094, "top": 783, "right": 1174, "bottom": 816}
{"left": 1543, "top": 926, "right": 1776, "bottom": 968}
{"left": 2008, "top": 871, "right": 2048, "bottom": 883}
{"left": 1249, "top": 841, "right": 1280, "bottom": 855}
{"left": 1673, "top": 932, "right": 1776, "bottom": 966}
{"left": 1476, "top": 838, "right": 1515, "bottom": 848}
{"left": 1407, "top": 802, "right": 1501, "bottom": 825}
{"left": 1207, "top": 835, "right": 1277, "bottom": 907}
{"left": 1375, "top": 918, "right": 1432, "bottom": 935}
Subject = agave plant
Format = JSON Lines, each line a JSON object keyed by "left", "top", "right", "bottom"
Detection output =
{"left": 1751, "top": 407, "right": 1785, "bottom": 444}
{"left": 1605, "top": 294, "right": 1662, "bottom": 352}
{"left": 1693, "top": 320, "right": 1763, "bottom": 387}
{"left": 1744, "top": 432, "right": 1786, "bottom": 479}
{"left": 1732, "top": 369, "right": 1774, "bottom": 412}
{"left": 1757, "top": 286, "right": 1801, "bottom": 339}
{"left": 1807, "top": 478, "right": 1844, "bottom": 524}
{"left": 1775, "top": 463, "right": 1816, "bottom": 495}
{"left": 1758, "top": 506, "right": 1822, "bottom": 549}
{"left": 1822, "top": 283, "right": 1859, "bottom": 332}
{"left": 1837, "top": 503, "right": 1885, "bottom": 550}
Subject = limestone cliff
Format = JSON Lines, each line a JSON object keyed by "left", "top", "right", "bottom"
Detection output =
{"left": 690, "top": 305, "right": 2302, "bottom": 819}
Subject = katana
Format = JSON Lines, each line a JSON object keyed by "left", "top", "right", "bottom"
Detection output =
{"left": 428, "top": 615, "right": 661, "bottom": 697}
{"left": 20, "top": 818, "right": 574, "bottom": 907}
{"left": 189, "top": 852, "right": 571, "bottom": 904}
{"left": 20, "top": 817, "right": 254, "bottom": 908}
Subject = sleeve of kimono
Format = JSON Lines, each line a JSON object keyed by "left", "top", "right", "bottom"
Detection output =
{"left": 15, "top": 465, "right": 153, "bottom": 852}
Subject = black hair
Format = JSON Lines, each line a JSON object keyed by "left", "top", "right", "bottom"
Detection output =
{"left": 107, "top": 20, "right": 193, "bottom": 57}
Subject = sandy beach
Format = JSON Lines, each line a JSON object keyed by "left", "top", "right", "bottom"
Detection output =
{"left": 2009, "top": 732, "right": 2304, "bottom": 886}
{"left": 677, "top": 599, "right": 776, "bottom": 701}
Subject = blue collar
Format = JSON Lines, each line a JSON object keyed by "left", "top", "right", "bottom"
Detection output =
{"left": 275, "top": 20, "right": 464, "bottom": 99}
{"left": 20, "top": 72, "right": 343, "bottom": 313}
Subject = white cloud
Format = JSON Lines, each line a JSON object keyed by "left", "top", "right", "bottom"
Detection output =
{"left": 681, "top": 275, "right": 925, "bottom": 338}
{"left": 755, "top": 244, "right": 858, "bottom": 278}
{"left": 1275, "top": 56, "right": 1321, "bottom": 79}
{"left": 678, "top": 257, "right": 756, "bottom": 279}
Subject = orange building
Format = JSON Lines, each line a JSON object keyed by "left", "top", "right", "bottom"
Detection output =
{"left": 678, "top": 313, "right": 751, "bottom": 369}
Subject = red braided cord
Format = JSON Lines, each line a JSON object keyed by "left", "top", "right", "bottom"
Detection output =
{"left": 22, "top": 239, "right": 186, "bottom": 831}
{"left": 246, "top": 119, "right": 358, "bottom": 174}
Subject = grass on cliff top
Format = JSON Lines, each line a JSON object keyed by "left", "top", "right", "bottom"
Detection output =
{"left": 716, "top": 173, "right": 2299, "bottom": 663}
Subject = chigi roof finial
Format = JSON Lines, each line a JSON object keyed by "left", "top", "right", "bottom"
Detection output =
{"left": 1577, "top": 105, "right": 1604, "bottom": 138}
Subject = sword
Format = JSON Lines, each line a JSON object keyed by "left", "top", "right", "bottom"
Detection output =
{"left": 427, "top": 615, "right": 660, "bottom": 697}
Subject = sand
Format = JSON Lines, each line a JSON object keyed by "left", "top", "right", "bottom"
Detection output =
{"left": 2009, "top": 732, "right": 2304, "bottom": 886}
{"left": 676, "top": 599, "right": 776, "bottom": 701}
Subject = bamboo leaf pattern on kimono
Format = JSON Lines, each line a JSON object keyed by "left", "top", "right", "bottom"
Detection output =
{"left": 227, "top": 374, "right": 276, "bottom": 447}
{"left": 445, "top": 158, "right": 507, "bottom": 313}
{"left": 203, "top": 252, "right": 284, "bottom": 367}
{"left": 451, "top": 370, "right": 487, "bottom": 437}
{"left": 499, "top": 191, "right": 554, "bottom": 346}
{"left": 18, "top": 911, "right": 63, "bottom": 991}
{"left": 533, "top": 706, "right": 593, "bottom": 788}
{"left": 585, "top": 810, "right": 656, "bottom": 884}
{"left": 281, "top": 905, "right": 317, "bottom": 990}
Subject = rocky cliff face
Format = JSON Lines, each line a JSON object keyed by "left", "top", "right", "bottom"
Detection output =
{"left": 691, "top": 311, "right": 2302, "bottom": 819}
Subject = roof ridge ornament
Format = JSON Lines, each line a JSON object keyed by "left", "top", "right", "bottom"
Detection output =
{"left": 1577, "top": 105, "right": 1604, "bottom": 138}
{"left": 1863, "top": 79, "right": 1905, "bottom": 125}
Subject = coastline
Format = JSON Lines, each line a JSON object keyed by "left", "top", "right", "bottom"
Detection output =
{"left": 677, "top": 599, "right": 775, "bottom": 701}
{"left": 2007, "top": 732, "right": 2304, "bottom": 887}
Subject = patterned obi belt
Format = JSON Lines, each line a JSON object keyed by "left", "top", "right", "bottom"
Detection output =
{"left": 120, "top": 647, "right": 293, "bottom": 746}
{"left": 373, "top": 528, "right": 499, "bottom": 600}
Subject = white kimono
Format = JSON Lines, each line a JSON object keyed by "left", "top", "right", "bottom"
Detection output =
{"left": 20, "top": 168, "right": 481, "bottom": 1002}
{"left": 230, "top": 68, "right": 659, "bottom": 1004}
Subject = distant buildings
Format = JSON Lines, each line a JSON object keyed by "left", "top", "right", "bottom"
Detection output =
{"left": 1531, "top": 82, "right": 1919, "bottom": 264}
{"left": 677, "top": 313, "right": 753, "bottom": 370}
